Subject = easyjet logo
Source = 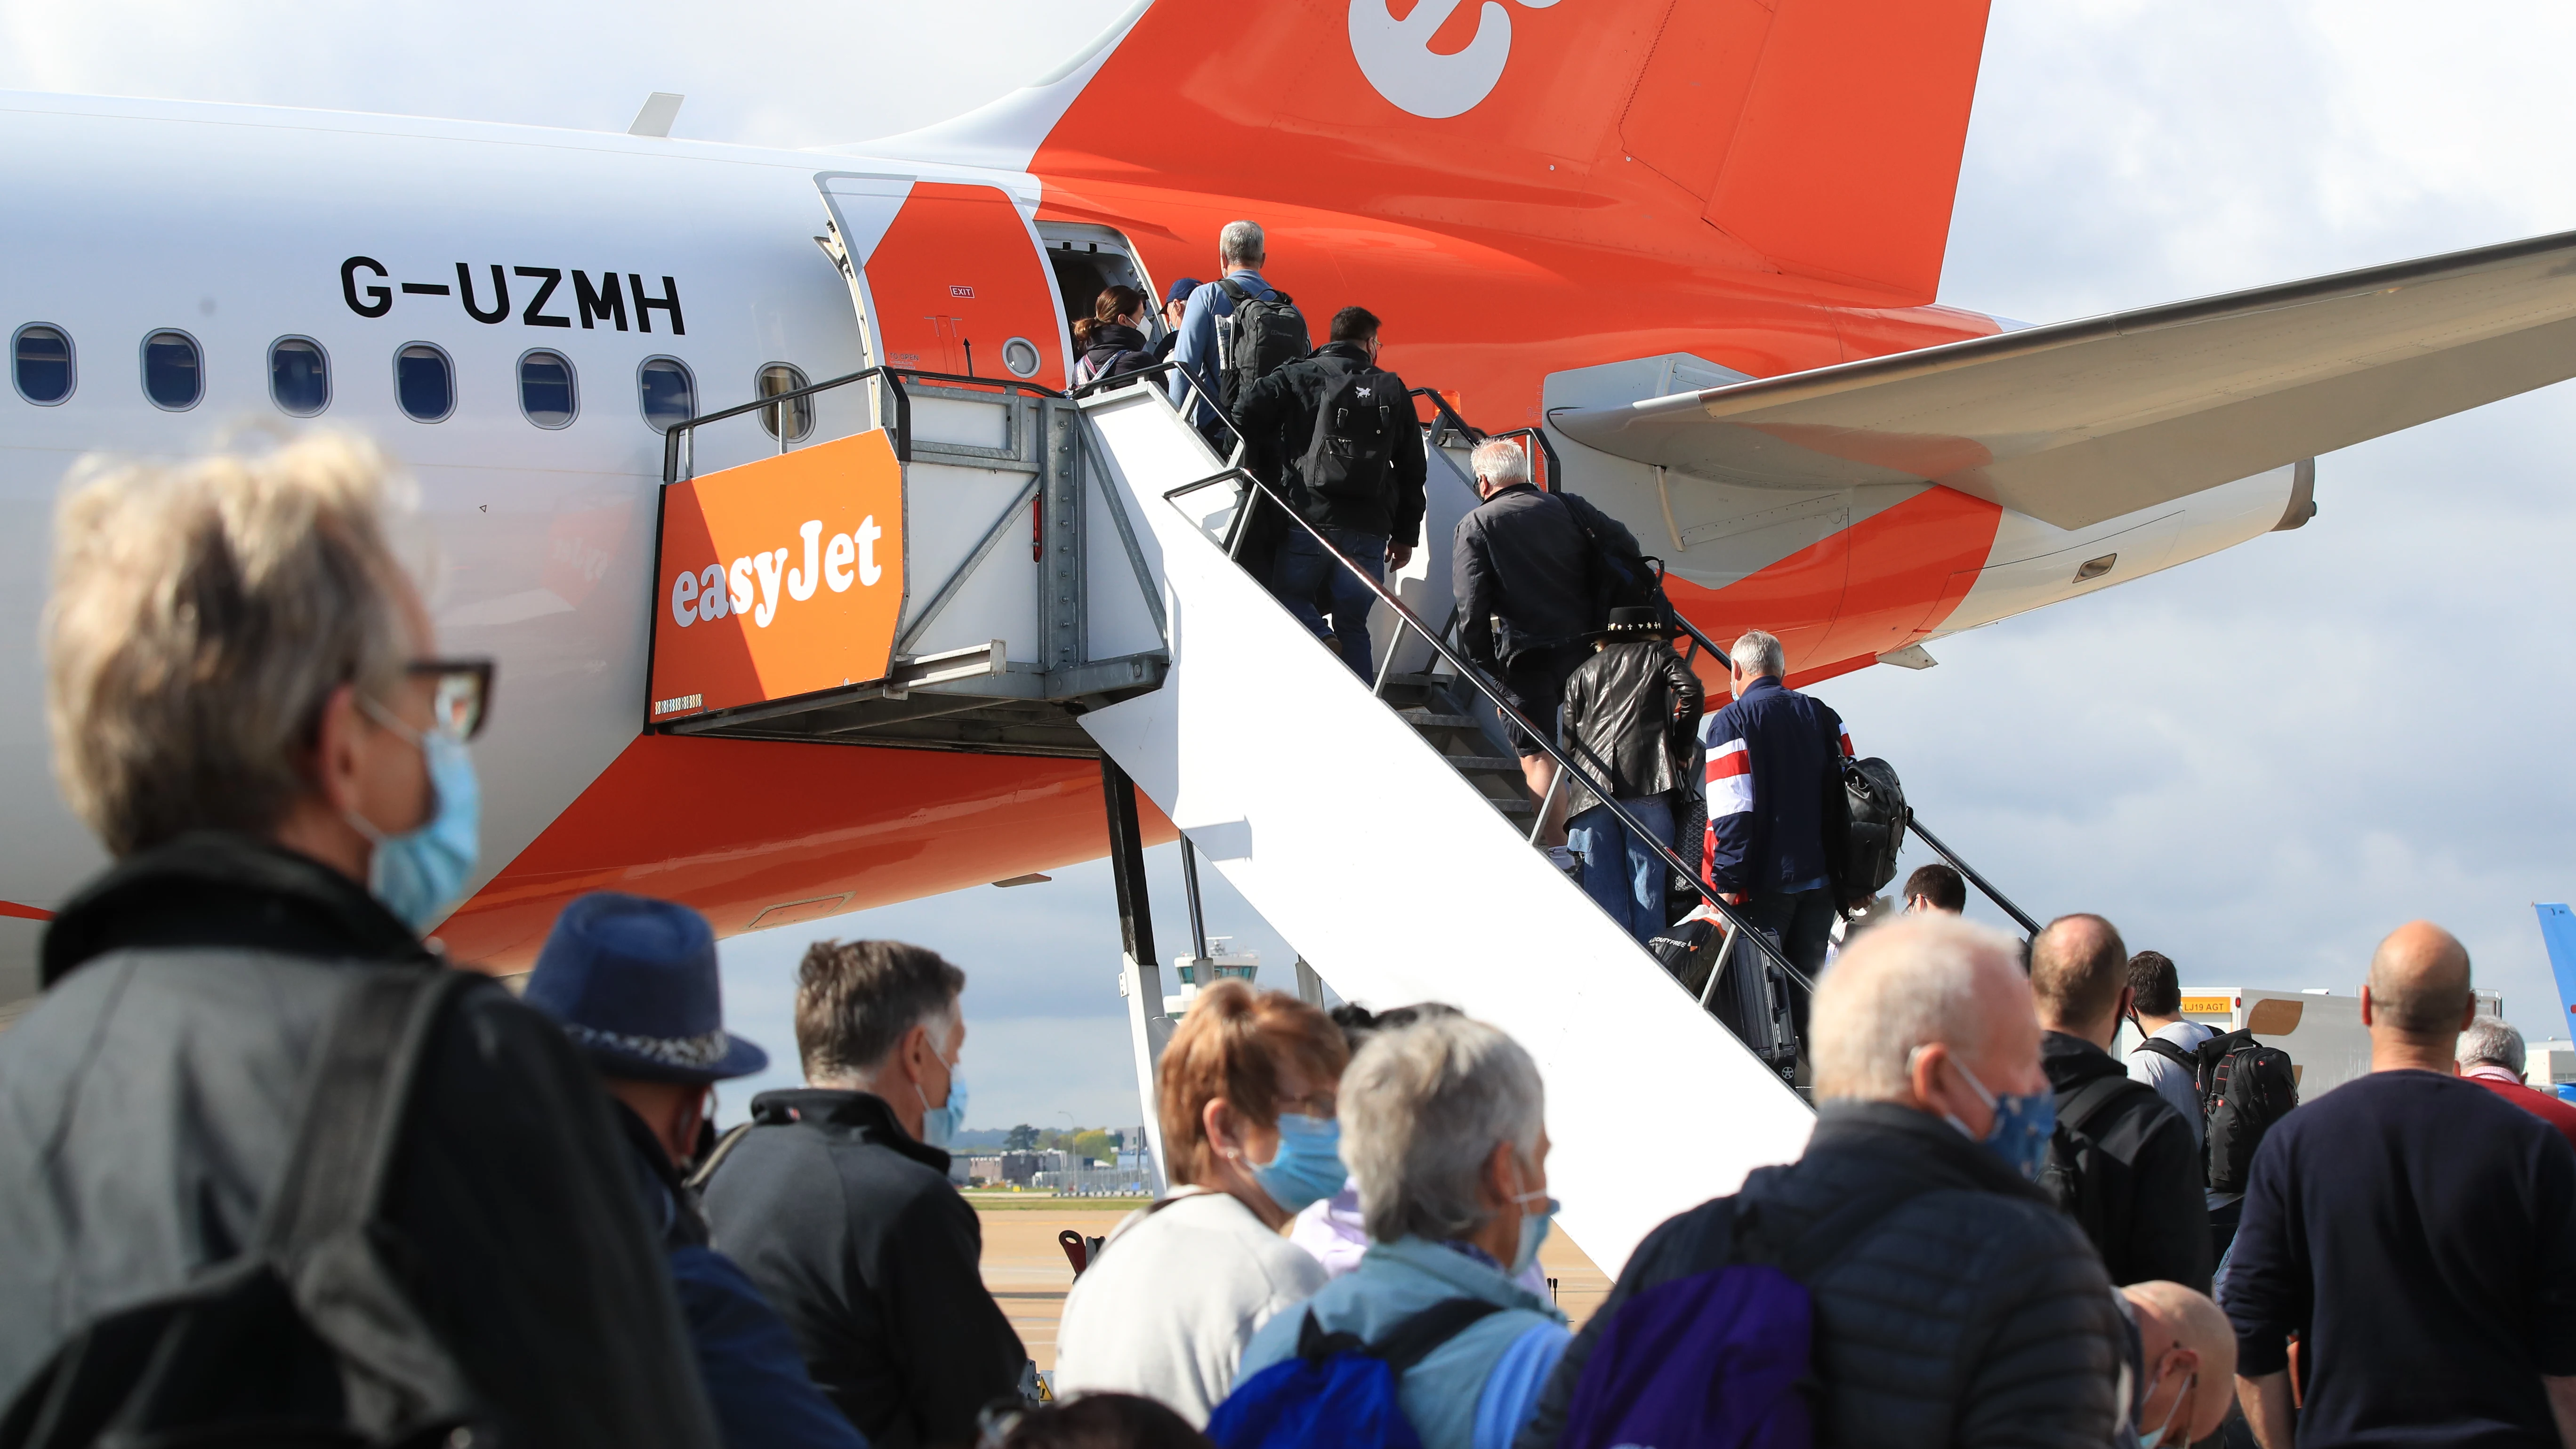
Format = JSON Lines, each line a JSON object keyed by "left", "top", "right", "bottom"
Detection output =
{"left": 1347, "top": 0, "right": 1561, "bottom": 120}
{"left": 668, "top": 517, "right": 886, "bottom": 630}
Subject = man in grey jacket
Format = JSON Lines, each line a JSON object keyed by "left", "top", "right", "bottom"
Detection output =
{"left": 1517, "top": 914, "right": 2125, "bottom": 1448}
{"left": 0, "top": 436, "right": 716, "bottom": 1448}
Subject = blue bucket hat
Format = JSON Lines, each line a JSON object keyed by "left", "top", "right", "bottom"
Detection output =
{"left": 524, "top": 892, "right": 768, "bottom": 1085}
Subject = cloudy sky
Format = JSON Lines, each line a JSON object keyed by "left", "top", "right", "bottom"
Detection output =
{"left": 12, "top": 0, "right": 2572, "bottom": 1129}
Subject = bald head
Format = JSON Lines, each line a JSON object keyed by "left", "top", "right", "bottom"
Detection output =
{"left": 1812, "top": 915, "right": 2033, "bottom": 1103}
{"left": 2366, "top": 920, "right": 2473, "bottom": 1037}
{"left": 2121, "top": 1280, "right": 2237, "bottom": 1442}
{"left": 2030, "top": 913, "right": 2130, "bottom": 1040}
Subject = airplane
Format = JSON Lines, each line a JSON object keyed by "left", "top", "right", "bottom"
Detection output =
{"left": 5, "top": 0, "right": 2575, "bottom": 1026}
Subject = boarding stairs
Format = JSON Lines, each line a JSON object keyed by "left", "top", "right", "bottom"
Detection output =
{"left": 649, "top": 362, "right": 2031, "bottom": 1273}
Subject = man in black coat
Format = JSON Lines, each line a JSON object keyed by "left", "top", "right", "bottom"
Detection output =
{"left": 1451, "top": 438, "right": 1612, "bottom": 846}
{"left": 2029, "top": 913, "right": 2212, "bottom": 1291}
{"left": 1518, "top": 915, "right": 2125, "bottom": 1448}
{"left": 0, "top": 438, "right": 716, "bottom": 1448}
{"left": 1231, "top": 305, "right": 1428, "bottom": 678}
{"left": 700, "top": 939, "right": 1024, "bottom": 1449}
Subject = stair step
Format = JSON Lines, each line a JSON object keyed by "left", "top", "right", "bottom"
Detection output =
{"left": 1379, "top": 672, "right": 1449, "bottom": 689}
{"left": 1400, "top": 711, "right": 1484, "bottom": 731}
{"left": 1489, "top": 797, "right": 1535, "bottom": 817}
{"left": 1441, "top": 755, "right": 1522, "bottom": 773}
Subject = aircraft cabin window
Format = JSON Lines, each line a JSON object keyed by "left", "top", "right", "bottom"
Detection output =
{"left": 142, "top": 330, "right": 203, "bottom": 411}
{"left": 13, "top": 324, "right": 72, "bottom": 405}
{"left": 757, "top": 363, "right": 813, "bottom": 443}
{"left": 519, "top": 350, "right": 577, "bottom": 429}
{"left": 395, "top": 343, "right": 454, "bottom": 423}
{"left": 638, "top": 356, "right": 694, "bottom": 432}
{"left": 269, "top": 337, "right": 330, "bottom": 417}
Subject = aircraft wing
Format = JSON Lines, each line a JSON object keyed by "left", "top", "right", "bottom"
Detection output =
{"left": 1551, "top": 230, "right": 2576, "bottom": 529}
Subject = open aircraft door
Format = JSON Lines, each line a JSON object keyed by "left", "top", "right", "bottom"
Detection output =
{"left": 814, "top": 173, "right": 1069, "bottom": 389}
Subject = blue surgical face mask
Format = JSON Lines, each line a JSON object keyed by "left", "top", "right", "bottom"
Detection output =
{"left": 1948, "top": 1055, "right": 2056, "bottom": 1181}
{"left": 346, "top": 703, "right": 480, "bottom": 934}
{"left": 1510, "top": 1190, "right": 1559, "bottom": 1277}
{"left": 1248, "top": 1113, "right": 1347, "bottom": 1216}
{"left": 916, "top": 1061, "right": 967, "bottom": 1149}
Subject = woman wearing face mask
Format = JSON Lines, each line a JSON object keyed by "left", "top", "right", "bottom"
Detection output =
{"left": 1054, "top": 979, "right": 1350, "bottom": 1425}
{"left": 1228, "top": 1013, "right": 1570, "bottom": 1449}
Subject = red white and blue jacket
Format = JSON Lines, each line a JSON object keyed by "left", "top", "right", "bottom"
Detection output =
{"left": 1700, "top": 676, "right": 1852, "bottom": 896}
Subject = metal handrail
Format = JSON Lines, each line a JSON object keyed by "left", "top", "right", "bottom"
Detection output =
{"left": 1165, "top": 467, "right": 1814, "bottom": 996}
{"left": 1067, "top": 357, "right": 1248, "bottom": 467}
{"left": 660, "top": 365, "right": 917, "bottom": 482}
{"left": 1660, "top": 606, "right": 2042, "bottom": 934}
{"left": 1488, "top": 426, "right": 1565, "bottom": 492}
{"left": 1405, "top": 387, "right": 1485, "bottom": 450}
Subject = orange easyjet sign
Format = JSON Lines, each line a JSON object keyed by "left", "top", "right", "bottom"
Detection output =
{"left": 648, "top": 429, "right": 905, "bottom": 720}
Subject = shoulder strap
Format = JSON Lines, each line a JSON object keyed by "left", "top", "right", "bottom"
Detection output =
{"left": 2136, "top": 1037, "right": 2196, "bottom": 1070}
{"left": 1368, "top": 1297, "right": 1506, "bottom": 1375}
{"left": 1217, "top": 277, "right": 1251, "bottom": 303}
{"left": 257, "top": 967, "right": 469, "bottom": 1260}
{"left": 683, "top": 1120, "right": 758, "bottom": 1194}
{"left": 2061, "top": 1073, "right": 2146, "bottom": 1136}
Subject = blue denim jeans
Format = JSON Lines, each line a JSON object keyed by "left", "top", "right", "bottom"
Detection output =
{"left": 1270, "top": 524, "right": 1385, "bottom": 678}
{"left": 1567, "top": 795, "right": 1677, "bottom": 944}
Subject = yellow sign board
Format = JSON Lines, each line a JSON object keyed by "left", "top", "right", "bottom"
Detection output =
{"left": 2180, "top": 995, "right": 2236, "bottom": 1016}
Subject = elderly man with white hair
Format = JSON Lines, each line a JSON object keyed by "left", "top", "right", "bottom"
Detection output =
{"left": 1452, "top": 438, "right": 1642, "bottom": 848}
{"left": 2459, "top": 1014, "right": 2576, "bottom": 1150}
{"left": 1231, "top": 1013, "right": 1570, "bottom": 1449}
{"left": 1515, "top": 915, "right": 2124, "bottom": 1448}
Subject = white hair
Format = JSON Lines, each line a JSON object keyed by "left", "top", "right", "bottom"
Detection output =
{"left": 1218, "top": 219, "right": 1264, "bottom": 266}
{"left": 2459, "top": 1014, "right": 2526, "bottom": 1074}
{"left": 1341, "top": 1014, "right": 1544, "bottom": 1244}
{"left": 1469, "top": 439, "right": 1530, "bottom": 490}
{"left": 1731, "top": 629, "right": 1785, "bottom": 680}
{"left": 1811, "top": 915, "right": 2026, "bottom": 1102}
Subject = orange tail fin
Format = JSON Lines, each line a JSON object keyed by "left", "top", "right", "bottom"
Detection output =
{"left": 1038, "top": 0, "right": 1991, "bottom": 303}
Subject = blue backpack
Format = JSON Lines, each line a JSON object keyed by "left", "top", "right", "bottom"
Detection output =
{"left": 1207, "top": 1297, "right": 1502, "bottom": 1449}
{"left": 1554, "top": 1191, "right": 1910, "bottom": 1449}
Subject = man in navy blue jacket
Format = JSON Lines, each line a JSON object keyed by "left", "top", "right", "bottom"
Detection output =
{"left": 1699, "top": 628, "right": 1850, "bottom": 1052}
{"left": 2225, "top": 921, "right": 2576, "bottom": 1449}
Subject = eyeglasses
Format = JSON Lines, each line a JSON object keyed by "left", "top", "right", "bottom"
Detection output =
{"left": 408, "top": 658, "right": 495, "bottom": 741}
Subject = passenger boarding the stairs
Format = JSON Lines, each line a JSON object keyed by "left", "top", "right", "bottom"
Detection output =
{"left": 1557, "top": 606, "right": 1704, "bottom": 944}
{"left": 1232, "top": 305, "right": 1426, "bottom": 679}
{"left": 1169, "top": 220, "right": 1306, "bottom": 441}
{"left": 1054, "top": 981, "right": 1349, "bottom": 1426}
{"left": 1451, "top": 440, "right": 1600, "bottom": 851}
{"left": 1073, "top": 285, "right": 1158, "bottom": 388}
{"left": 1700, "top": 628, "right": 1854, "bottom": 1053}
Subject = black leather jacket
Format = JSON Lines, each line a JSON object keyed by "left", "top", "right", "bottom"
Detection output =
{"left": 1559, "top": 637, "right": 1704, "bottom": 815}
{"left": 1520, "top": 1102, "right": 2124, "bottom": 1449}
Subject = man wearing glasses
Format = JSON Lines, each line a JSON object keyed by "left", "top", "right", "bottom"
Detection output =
{"left": 0, "top": 435, "right": 720, "bottom": 1449}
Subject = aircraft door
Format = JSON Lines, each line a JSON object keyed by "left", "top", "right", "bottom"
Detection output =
{"left": 816, "top": 174, "right": 1068, "bottom": 389}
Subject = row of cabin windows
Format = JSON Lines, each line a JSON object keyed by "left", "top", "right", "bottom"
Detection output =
{"left": 12, "top": 324, "right": 819, "bottom": 441}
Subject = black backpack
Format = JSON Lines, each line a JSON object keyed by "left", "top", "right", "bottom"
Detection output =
{"left": 1560, "top": 491, "right": 1671, "bottom": 626}
{"left": 2195, "top": 1030, "right": 2298, "bottom": 1192}
{"left": 2039, "top": 1073, "right": 2159, "bottom": 1246}
{"left": 1300, "top": 365, "right": 1400, "bottom": 502}
{"left": 1827, "top": 754, "right": 1909, "bottom": 910}
{"left": 1215, "top": 279, "right": 1309, "bottom": 414}
{"left": 1, "top": 969, "right": 490, "bottom": 1449}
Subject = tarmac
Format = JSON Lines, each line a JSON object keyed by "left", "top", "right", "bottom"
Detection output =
{"left": 971, "top": 1197, "right": 1613, "bottom": 1370}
